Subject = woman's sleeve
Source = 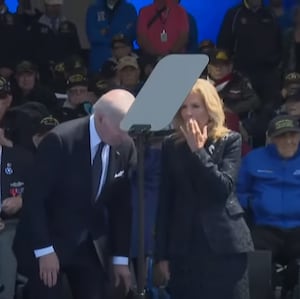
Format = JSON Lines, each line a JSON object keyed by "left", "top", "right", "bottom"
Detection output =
{"left": 191, "top": 132, "right": 242, "bottom": 201}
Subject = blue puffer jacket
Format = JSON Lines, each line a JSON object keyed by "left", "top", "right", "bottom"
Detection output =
{"left": 237, "top": 144, "right": 300, "bottom": 229}
{"left": 86, "top": 0, "right": 137, "bottom": 72}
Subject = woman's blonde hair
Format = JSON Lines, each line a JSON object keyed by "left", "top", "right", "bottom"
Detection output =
{"left": 173, "top": 78, "right": 229, "bottom": 142}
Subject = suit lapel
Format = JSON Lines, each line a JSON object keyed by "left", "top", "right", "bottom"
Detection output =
{"left": 80, "top": 119, "right": 92, "bottom": 200}
{"left": 102, "top": 145, "right": 121, "bottom": 191}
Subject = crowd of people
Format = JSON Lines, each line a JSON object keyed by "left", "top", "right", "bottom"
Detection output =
{"left": 0, "top": 0, "right": 300, "bottom": 298}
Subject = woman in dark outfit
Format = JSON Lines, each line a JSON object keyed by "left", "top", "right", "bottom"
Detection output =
{"left": 155, "top": 79, "right": 254, "bottom": 299}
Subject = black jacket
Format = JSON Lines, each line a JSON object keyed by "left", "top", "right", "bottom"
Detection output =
{"left": 216, "top": 72, "right": 261, "bottom": 118}
{"left": 155, "top": 131, "right": 253, "bottom": 261}
{"left": 217, "top": 4, "right": 282, "bottom": 71}
{"left": 13, "top": 117, "right": 136, "bottom": 274}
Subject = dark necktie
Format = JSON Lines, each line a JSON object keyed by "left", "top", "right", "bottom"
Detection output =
{"left": 92, "top": 142, "right": 105, "bottom": 202}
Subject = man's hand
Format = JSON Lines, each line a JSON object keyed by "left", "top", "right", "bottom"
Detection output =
{"left": 39, "top": 252, "right": 60, "bottom": 288}
{"left": 113, "top": 264, "right": 131, "bottom": 294}
{"left": 0, "top": 128, "right": 13, "bottom": 147}
{"left": 1, "top": 196, "right": 22, "bottom": 215}
{"left": 157, "top": 260, "right": 170, "bottom": 284}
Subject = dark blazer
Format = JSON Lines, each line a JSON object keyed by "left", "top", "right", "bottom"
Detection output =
{"left": 0, "top": 146, "right": 33, "bottom": 220}
{"left": 155, "top": 131, "right": 253, "bottom": 261}
{"left": 13, "top": 116, "right": 136, "bottom": 274}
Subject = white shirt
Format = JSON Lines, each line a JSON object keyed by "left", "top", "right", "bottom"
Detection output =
{"left": 34, "top": 116, "right": 128, "bottom": 265}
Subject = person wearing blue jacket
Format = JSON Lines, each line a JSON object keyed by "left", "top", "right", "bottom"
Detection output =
{"left": 86, "top": 0, "right": 137, "bottom": 73}
{"left": 237, "top": 114, "right": 300, "bottom": 298}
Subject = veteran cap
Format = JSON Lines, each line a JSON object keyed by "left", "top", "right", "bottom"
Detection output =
{"left": 66, "top": 72, "right": 88, "bottom": 89}
{"left": 267, "top": 114, "right": 300, "bottom": 138}
{"left": 15, "top": 61, "right": 37, "bottom": 75}
{"left": 209, "top": 49, "right": 231, "bottom": 65}
{"left": 117, "top": 56, "right": 139, "bottom": 71}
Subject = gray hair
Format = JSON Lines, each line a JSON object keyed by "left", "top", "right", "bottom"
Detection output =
{"left": 93, "top": 89, "right": 135, "bottom": 120}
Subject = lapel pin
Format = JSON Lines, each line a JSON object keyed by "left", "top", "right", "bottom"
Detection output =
{"left": 4, "top": 163, "right": 13, "bottom": 175}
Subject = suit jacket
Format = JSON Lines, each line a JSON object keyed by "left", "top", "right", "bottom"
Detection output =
{"left": 0, "top": 146, "right": 33, "bottom": 220}
{"left": 13, "top": 117, "right": 136, "bottom": 274}
{"left": 155, "top": 131, "right": 253, "bottom": 261}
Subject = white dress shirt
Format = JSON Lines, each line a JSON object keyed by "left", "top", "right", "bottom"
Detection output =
{"left": 34, "top": 116, "right": 128, "bottom": 265}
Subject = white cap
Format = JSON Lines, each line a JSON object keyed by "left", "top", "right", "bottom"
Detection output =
{"left": 44, "top": 0, "right": 64, "bottom": 5}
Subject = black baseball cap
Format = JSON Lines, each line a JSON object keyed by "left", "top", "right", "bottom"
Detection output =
{"left": 66, "top": 72, "right": 88, "bottom": 89}
{"left": 267, "top": 115, "right": 300, "bottom": 138}
{"left": 209, "top": 49, "right": 231, "bottom": 65}
{"left": 15, "top": 61, "right": 38, "bottom": 74}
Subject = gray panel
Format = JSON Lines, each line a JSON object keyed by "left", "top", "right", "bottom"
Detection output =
{"left": 121, "top": 54, "right": 209, "bottom": 132}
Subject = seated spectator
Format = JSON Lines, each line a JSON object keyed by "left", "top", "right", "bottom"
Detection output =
{"left": 12, "top": 61, "right": 58, "bottom": 113}
{"left": 281, "top": 72, "right": 300, "bottom": 100}
{"left": 273, "top": 72, "right": 300, "bottom": 117}
{"left": 0, "top": 142, "right": 33, "bottom": 299}
{"left": 109, "top": 35, "right": 137, "bottom": 63}
{"left": 281, "top": 89, "right": 300, "bottom": 120}
{"left": 50, "top": 54, "right": 87, "bottom": 96}
{"left": 237, "top": 114, "right": 300, "bottom": 298}
{"left": 137, "top": 0, "right": 189, "bottom": 58}
{"left": 54, "top": 72, "right": 89, "bottom": 122}
{"left": 3, "top": 101, "right": 59, "bottom": 152}
{"left": 207, "top": 49, "right": 260, "bottom": 123}
{"left": 100, "top": 34, "right": 138, "bottom": 82}
{"left": 116, "top": 56, "right": 143, "bottom": 96}
{"left": 0, "top": 75, "right": 33, "bottom": 299}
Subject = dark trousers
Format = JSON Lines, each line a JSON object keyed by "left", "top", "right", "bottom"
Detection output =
{"left": 252, "top": 225, "right": 300, "bottom": 291}
{"left": 168, "top": 253, "right": 249, "bottom": 299}
{"left": 25, "top": 239, "right": 107, "bottom": 299}
{"left": 168, "top": 226, "right": 249, "bottom": 299}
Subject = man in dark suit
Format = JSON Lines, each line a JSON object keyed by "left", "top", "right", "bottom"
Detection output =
{"left": 13, "top": 89, "right": 136, "bottom": 299}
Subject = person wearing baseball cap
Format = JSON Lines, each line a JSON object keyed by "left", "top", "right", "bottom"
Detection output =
{"left": 282, "top": 89, "right": 300, "bottom": 120}
{"left": 266, "top": 114, "right": 300, "bottom": 139}
{"left": 237, "top": 113, "right": 300, "bottom": 297}
{"left": 54, "top": 72, "right": 89, "bottom": 122}
{"left": 282, "top": 72, "right": 300, "bottom": 99}
{"left": 117, "top": 56, "right": 142, "bottom": 95}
